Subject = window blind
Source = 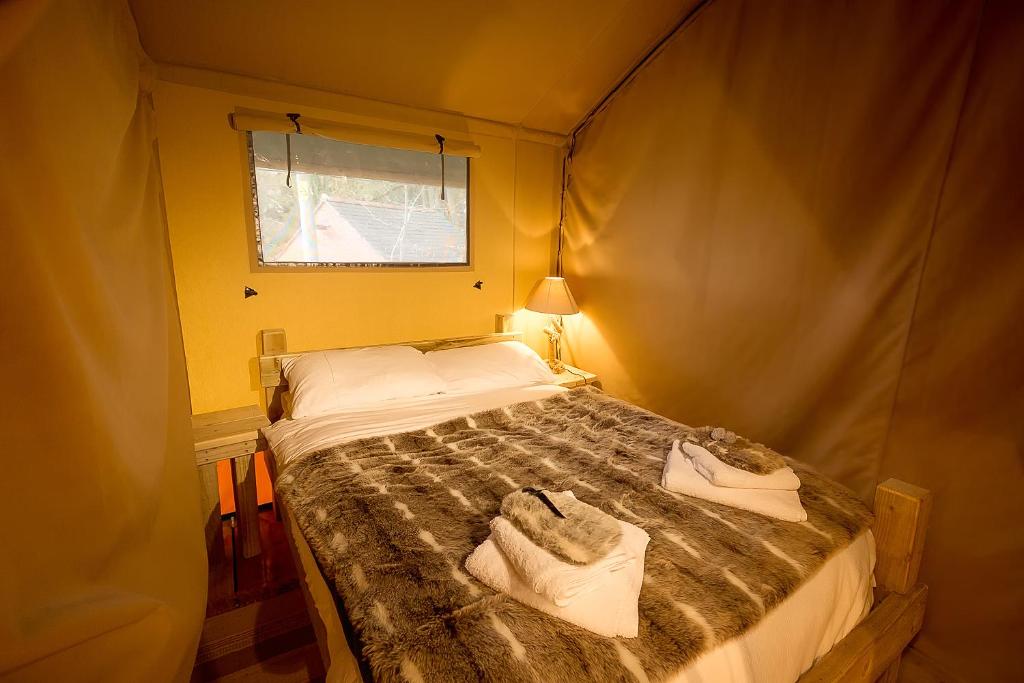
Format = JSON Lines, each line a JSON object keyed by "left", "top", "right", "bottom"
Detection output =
{"left": 229, "top": 110, "right": 481, "bottom": 158}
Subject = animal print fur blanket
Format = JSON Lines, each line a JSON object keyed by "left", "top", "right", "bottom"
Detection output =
{"left": 276, "top": 386, "right": 872, "bottom": 683}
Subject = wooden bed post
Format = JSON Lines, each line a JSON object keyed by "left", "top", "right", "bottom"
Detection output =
{"left": 495, "top": 313, "right": 515, "bottom": 333}
{"left": 872, "top": 479, "right": 932, "bottom": 682}
{"left": 799, "top": 478, "right": 931, "bottom": 683}
{"left": 873, "top": 479, "right": 932, "bottom": 595}
{"left": 259, "top": 328, "right": 287, "bottom": 420}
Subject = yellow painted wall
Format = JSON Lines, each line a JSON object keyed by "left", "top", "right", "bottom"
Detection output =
{"left": 153, "top": 71, "right": 562, "bottom": 413}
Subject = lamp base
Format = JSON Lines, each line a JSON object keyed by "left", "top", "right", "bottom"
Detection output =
{"left": 544, "top": 315, "right": 565, "bottom": 373}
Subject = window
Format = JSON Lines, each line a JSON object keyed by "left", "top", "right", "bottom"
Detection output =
{"left": 247, "top": 131, "right": 469, "bottom": 267}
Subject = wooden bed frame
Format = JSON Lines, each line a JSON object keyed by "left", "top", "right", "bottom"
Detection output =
{"left": 256, "top": 328, "right": 931, "bottom": 683}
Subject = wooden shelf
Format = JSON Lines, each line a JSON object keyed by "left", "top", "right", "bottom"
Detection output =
{"left": 193, "top": 405, "right": 269, "bottom": 456}
{"left": 552, "top": 364, "right": 598, "bottom": 388}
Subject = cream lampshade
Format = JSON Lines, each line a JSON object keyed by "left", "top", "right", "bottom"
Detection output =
{"left": 525, "top": 277, "right": 579, "bottom": 370}
{"left": 525, "top": 276, "right": 579, "bottom": 315}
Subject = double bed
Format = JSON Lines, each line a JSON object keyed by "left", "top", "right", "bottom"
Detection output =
{"left": 256, "top": 329, "right": 929, "bottom": 683}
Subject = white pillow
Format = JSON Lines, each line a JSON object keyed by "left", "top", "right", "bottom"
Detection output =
{"left": 282, "top": 346, "right": 446, "bottom": 418}
{"left": 426, "top": 341, "right": 557, "bottom": 394}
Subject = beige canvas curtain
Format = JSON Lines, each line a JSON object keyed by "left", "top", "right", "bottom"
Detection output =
{"left": 562, "top": 0, "right": 1023, "bottom": 680}
{"left": 0, "top": 1, "right": 205, "bottom": 680}
{"left": 229, "top": 109, "right": 482, "bottom": 157}
{"left": 880, "top": 1, "right": 1024, "bottom": 676}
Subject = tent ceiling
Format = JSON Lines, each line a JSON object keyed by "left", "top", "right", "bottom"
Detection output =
{"left": 128, "top": 0, "right": 700, "bottom": 134}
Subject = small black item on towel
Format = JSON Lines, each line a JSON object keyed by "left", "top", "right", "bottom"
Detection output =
{"left": 521, "top": 487, "right": 566, "bottom": 518}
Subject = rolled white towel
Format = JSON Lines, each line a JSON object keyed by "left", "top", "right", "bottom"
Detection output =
{"left": 490, "top": 515, "right": 635, "bottom": 607}
{"left": 682, "top": 441, "right": 801, "bottom": 490}
{"left": 465, "top": 519, "right": 650, "bottom": 638}
{"left": 662, "top": 441, "right": 807, "bottom": 522}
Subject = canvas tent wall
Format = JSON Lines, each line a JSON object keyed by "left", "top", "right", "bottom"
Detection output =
{"left": 561, "top": 1, "right": 1024, "bottom": 680}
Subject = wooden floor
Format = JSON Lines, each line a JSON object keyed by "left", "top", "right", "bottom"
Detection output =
{"left": 193, "top": 507, "right": 325, "bottom": 682}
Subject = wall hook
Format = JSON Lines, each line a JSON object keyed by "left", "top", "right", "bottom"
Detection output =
{"left": 244, "top": 286, "right": 258, "bottom": 299}
{"left": 473, "top": 280, "right": 483, "bottom": 290}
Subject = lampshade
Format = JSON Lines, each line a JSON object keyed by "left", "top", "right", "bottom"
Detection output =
{"left": 525, "top": 276, "right": 580, "bottom": 315}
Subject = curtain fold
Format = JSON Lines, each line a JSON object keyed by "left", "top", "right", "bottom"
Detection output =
{"left": 229, "top": 109, "right": 482, "bottom": 157}
{"left": 879, "top": 1, "right": 1024, "bottom": 677}
{"left": 0, "top": 1, "right": 205, "bottom": 680}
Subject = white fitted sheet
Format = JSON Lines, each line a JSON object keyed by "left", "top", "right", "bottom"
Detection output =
{"left": 264, "top": 384, "right": 874, "bottom": 683}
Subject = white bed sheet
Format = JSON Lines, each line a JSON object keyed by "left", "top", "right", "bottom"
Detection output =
{"left": 264, "top": 384, "right": 569, "bottom": 467}
{"left": 263, "top": 384, "right": 874, "bottom": 683}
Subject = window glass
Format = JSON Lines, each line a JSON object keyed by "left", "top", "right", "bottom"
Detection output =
{"left": 248, "top": 131, "right": 469, "bottom": 266}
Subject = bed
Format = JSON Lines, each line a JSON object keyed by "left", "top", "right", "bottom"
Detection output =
{"left": 256, "top": 328, "right": 930, "bottom": 683}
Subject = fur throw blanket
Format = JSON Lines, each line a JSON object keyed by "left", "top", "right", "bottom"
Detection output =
{"left": 276, "top": 387, "right": 871, "bottom": 682}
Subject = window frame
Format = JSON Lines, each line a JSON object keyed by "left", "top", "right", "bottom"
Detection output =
{"left": 238, "top": 129, "right": 473, "bottom": 272}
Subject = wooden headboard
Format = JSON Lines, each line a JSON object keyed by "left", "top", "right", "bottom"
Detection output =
{"left": 257, "top": 328, "right": 522, "bottom": 421}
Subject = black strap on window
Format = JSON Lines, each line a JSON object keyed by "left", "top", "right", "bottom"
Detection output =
{"left": 285, "top": 113, "right": 301, "bottom": 188}
{"left": 435, "top": 133, "right": 446, "bottom": 201}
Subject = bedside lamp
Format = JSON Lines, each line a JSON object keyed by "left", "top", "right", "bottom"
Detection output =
{"left": 525, "top": 276, "right": 579, "bottom": 371}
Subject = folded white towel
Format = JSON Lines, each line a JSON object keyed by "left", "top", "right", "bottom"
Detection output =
{"left": 662, "top": 441, "right": 807, "bottom": 522}
{"left": 465, "top": 519, "right": 650, "bottom": 638}
{"left": 490, "top": 515, "right": 634, "bottom": 607}
{"left": 682, "top": 441, "right": 801, "bottom": 490}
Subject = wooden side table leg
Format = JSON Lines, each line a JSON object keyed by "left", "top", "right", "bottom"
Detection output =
{"left": 233, "top": 454, "right": 262, "bottom": 558}
{"left": 197, "top": 462, "right": 223, "bottom": 564}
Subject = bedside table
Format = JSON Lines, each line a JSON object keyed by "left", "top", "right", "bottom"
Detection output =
{"left": 192, "top": 405, "right": 269, "bottom": 560}
{"left": 552, "top": 363, "right": 598, "bottom": 389}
